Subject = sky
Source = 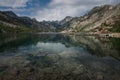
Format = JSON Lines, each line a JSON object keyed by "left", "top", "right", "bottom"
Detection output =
{"left": 0, "top": 0, "right": 120, "bottom": 21}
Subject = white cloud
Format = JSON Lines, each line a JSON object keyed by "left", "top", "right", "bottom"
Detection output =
{"left": 0, "top": 0, "right": 29, "bottom": 8}
{"left": 34, "top": 0, "right": 120, "bottom": 21}
{"left": 35, "top": 5, "right": 88, "bottom": 21}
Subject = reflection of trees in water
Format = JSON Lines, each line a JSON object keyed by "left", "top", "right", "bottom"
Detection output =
{"left": 0, "top": 34, "right": 72, "bottom": 52}
{"left": 0, "top": 34, "right": 120, "bottom": 80}
{"left": 0, "top": 34, "right": 120, "bottom": 60}
{"left": 69, "top": 35, "right": 120, "bottom": 60}
{"left": 111, "top": 38, "right": 120, "bottom": 51}
{"left": 0, "top": 34, "right": 37, "bottom": 52}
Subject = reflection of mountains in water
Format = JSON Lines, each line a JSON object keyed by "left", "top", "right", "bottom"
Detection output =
{"left": 0, "top": 34, "right": 120, "bottom": 60}
{"left": 69, "top": 35, "right": 120, "bottom": 60}
{"left": 0, "top": 34, "right": 120, "bottom": 80}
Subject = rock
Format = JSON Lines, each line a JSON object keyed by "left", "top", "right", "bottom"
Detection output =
{"left": 47, "top": 54, "right": 60, "bottom": 62}
{"left": 96, "top": 73, "right": 104, "bottom": 80}
{"left": 73, "top": 64, "right": 85, "bottom": 74}
{"left": 0, "top": 65, "right": 8, "bottom": 72}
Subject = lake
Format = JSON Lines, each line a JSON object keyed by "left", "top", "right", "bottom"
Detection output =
{"left": 0, "top": 33, "right": 120, "bottom": 80}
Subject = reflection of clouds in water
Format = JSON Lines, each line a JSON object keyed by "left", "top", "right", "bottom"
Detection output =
{"left": 0, "top": 38, "right": 120, "bottom": 80}
{"left": 18, "top": 45, "right": 40, "bottom": 53}
{"left": 14, "top": 42, "right": 90, "bottom": 59}
{"left": 36, "top": 42, "right": 89, "bottom": 55}
{"left": 36, "top": 42, "right": 66, "bottom": 53}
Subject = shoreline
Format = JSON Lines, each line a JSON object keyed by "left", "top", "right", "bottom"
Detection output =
{"left": 0, "top": 32, "right": 120, "bottom": 38}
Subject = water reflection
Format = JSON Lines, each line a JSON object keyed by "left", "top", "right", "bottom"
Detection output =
{"left": 0, "top": 34, "right": 120, "bottom": 80}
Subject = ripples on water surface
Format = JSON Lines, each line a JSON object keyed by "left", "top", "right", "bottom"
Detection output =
{"left": 0, "top": 33, "right": 120, "bottom": 80}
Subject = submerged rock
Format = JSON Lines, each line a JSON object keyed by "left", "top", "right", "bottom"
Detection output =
{"left": 46, "top": 54, "right": 60, "bottom": 63}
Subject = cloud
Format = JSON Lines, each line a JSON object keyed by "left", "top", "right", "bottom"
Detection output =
{"left": 35, "top": 5, "right": 88, "bottom": 21}
{"left": 0, "top": 0, "right": 29, "bottom": 8}
{"left": 0, "top": 0, "right": 119, "bottom": 21}
{"left": 34, "top": 0, "right": 120, "bottom": 21}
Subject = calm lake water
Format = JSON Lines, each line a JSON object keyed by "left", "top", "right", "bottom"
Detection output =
{"left": 0, "top": 33, "right": 120, "bottom": 80}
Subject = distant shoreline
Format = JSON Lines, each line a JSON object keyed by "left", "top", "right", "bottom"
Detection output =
{"left": 34, "top": 32, "right": 120, "bottom": 38}
{"left": 0, "top": 32, "right": 120, "bottom": 38}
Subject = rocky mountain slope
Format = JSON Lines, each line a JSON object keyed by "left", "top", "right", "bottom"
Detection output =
{"left": 62, "top": 3, "right": 120, "bottom": 33}
{"left": 0, "top": 3, "right": 120, "bottom": 33}
{"left": 0, "top": 11, "right": 60, "bottom": 33}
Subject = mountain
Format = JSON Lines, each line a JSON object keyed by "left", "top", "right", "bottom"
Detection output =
{"left": 62, "top": 3, "right": 120, "bottom": 33}
{"left": 0, "top": 3, "right": 120, "bottom": 33}
{"left": 0, "top": 11, "right": 58, "bottom": 33}
{"left": 60, "top": 16, "right": 73, "bottom": 25}
{"left": 1, "top": 11, "right": 18, "bottom": 18}
{"left": 39, "top": 21, "right": 63, "bottom": 32}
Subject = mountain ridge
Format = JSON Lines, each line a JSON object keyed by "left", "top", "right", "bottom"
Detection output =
{"left": 0, "top": 3, "right": 120, "bottom": 33}
{"left": 61, "top": 3, "right": 120, "bottom": 33}
{"left": 0, "top": 11, "right": 61, "bottom": 33}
